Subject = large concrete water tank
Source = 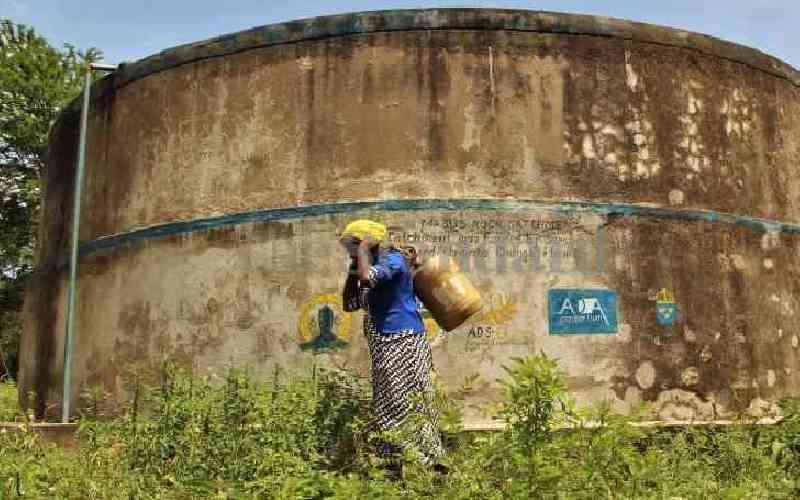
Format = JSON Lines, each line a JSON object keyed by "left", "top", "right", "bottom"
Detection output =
{"left": 20, "top": 9, "right": 800, "bottom": 424}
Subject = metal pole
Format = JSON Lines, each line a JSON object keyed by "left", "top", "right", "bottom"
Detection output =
{"left": 61, "top": 63, "right": 116, "bottom": 423}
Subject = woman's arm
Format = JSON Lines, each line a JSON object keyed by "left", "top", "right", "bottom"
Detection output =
{"left": 342, "top": 258, "right": 360, "bottom": 312}
{"left": 356, "top": 237, "right": 374, "bottom": 283}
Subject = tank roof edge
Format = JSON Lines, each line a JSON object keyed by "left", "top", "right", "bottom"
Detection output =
{"left": 55, "top": 9, "right": 800, "bottom": 124}
{"left": 121, "top": 9, "right": 800, "bottom": 86}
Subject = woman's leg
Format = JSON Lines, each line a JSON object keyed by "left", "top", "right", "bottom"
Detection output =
{"left": 408, "top": 334, "right": 446, "bottom": 464}
{"left": 369, "top": 332, "right": 445, "bottom": 465}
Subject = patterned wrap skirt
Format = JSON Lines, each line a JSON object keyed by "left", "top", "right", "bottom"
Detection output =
{"left": 364, "top": 316, "right": 445, "bottom": 465}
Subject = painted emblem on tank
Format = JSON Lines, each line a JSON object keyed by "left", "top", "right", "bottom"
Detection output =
{"left": 655, "top": 288, "right": 679, "bottom": 326}
{"left": 548, "top": 289, "right": 618, "bottom": 334}
{"left": 298, "top": 293, "right": 353, "bottom": 351}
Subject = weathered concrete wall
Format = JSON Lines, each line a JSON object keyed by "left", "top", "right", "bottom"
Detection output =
{"left": 20, "top": 9, "right": 800, "bottom": 422}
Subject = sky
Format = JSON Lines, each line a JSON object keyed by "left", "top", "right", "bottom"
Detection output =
{"left": 1, "top": 0, "right": 798, "bottom": 69}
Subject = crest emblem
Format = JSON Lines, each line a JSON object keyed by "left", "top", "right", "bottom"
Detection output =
{"left": 655, "top": 289, "right": 678, "bottom": 326}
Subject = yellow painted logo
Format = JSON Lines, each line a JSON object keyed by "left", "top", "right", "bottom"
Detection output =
{"left": 656, "top": 288, "right": 675, "bottom": 304}
{"left": 298, "top": 293, "right": 353, "bottom": 351}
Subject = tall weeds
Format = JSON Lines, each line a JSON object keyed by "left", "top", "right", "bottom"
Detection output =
{"left": 1, "top": 357, "right": 799, "bottom": 498}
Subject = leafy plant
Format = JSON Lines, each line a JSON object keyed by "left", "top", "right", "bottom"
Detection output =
{"left": 1, "top": 357, "right": 800, "bottom": 498}
{"left": 0, "top": 19, "right": 102, "bottom": 380}
{"left": 0, "top": 377, "right": 21, "bottom": 421}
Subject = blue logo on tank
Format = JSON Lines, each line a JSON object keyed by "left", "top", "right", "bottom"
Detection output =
{"left": 655, "top": 289, "right": 679, "bottom": 326}
{"left": 548, "top": 289, "right": 618, "bottom": 335}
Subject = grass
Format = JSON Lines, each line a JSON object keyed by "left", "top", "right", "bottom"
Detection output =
{"left": 1, "top": 358, "right": 799, "bottom": 499}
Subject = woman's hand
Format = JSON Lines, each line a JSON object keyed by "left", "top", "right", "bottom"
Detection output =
{"left": 359, "top": 235, "right": 375, "bottom": 249}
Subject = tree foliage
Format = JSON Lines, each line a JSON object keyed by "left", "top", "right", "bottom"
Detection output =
{"left": 0, "top": 19, "right": 101, "bottom": 378}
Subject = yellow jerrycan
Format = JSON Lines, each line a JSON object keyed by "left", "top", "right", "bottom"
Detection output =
{"left": 413, "top": 255, "right": 482, "bottom": 331}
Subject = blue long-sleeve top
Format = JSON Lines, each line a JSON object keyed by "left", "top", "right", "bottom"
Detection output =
{"left": 366, "top": 249, "right": 426, "bottom": 335}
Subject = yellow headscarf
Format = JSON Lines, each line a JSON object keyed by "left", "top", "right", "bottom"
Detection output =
{"left": 340, "top": 219, "right": 387, "bottom": 242}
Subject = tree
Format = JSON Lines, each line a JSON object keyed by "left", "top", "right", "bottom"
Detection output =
{"left": 0, "top": 19, "right": 101, "bottom": 379}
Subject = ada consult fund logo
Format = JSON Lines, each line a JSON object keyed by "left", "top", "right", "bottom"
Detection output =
{"left": 548, "top": 289, "right": 618, "bottom": 335}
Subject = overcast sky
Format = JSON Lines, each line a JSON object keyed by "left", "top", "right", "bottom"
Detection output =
{"left": 2, "top": 0, "right": 798, "bottom": 69}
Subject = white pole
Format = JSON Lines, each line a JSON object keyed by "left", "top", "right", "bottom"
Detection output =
{"left": 61, "top": 63, "right": 116, "bottom": 423}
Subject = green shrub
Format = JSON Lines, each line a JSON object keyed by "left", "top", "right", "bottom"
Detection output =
{"left": 0, "top": 378, "right": 21, "bottom": 421}
{"left": 1, "top": 356, "right": 799, "bottom": 498}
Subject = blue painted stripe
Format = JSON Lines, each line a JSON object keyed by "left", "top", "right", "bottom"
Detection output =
{"left": 78, "top": 198, "right": 800, "bottom": 258}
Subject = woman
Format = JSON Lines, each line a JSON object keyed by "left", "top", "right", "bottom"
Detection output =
{"left": 339, "top": 220, "right": 444, "bottom": 467}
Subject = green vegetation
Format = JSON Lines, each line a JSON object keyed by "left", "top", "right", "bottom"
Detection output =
{"left": 0, "top": 19, "right": 101, "bottom": 379}
{"left": 0, "top": 377, "right": 22, "bottom": 421}
{"left": 1, "top": 356, "right": 799, "bottom": 499}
